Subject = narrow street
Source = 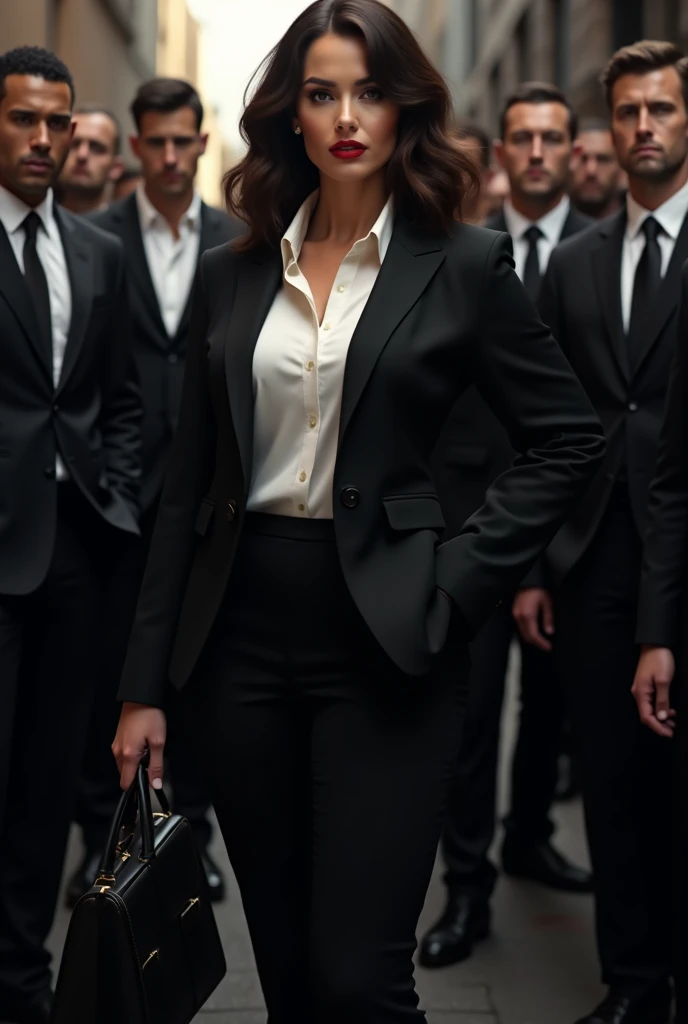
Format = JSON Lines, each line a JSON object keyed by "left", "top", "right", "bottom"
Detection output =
{"left": 49, "top": 647, "right": 602, "bottom": 1024}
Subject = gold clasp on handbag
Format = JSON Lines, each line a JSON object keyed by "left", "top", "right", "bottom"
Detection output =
{"left": 181, "top": 897, "right": 199, "bottom": 918}
{"left": 94, "top": 874, "right": 115, "bottom": 889}
{"left": 142, "top": 949, "right": 159, "bottom": 970}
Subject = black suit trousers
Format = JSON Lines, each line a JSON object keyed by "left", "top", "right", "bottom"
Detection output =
{"left": 441, "top": 607, "right": 559, "bottom": 899}
{"left": 74, "top": 500, "right": 212, "bottom": 852}
{"left": 176, "top": 513, "right": 470, "bottom": 1024}
{"left": 0, "top": 484, "right": 118, "bottom": 1003}
{"left": 556, "top": 486, "right": 672, "bottom": 995}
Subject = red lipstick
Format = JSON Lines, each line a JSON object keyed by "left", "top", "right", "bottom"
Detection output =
{"left": 330, "top": 140, "right": 367, "bottom": 160}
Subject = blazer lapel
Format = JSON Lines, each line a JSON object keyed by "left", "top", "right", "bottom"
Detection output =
{"left": 224, "top": 249, "right": 282, "bottom": 486}
{"left": 338, "top": 221, "right": 445, "bottom": 442}
{"left": 0, "top": 221, "right": 52, "bottom": 382}
{"left": 175, "top": 204, "right": 228, "bottom": 344}
{"left": 590, "top": 210, "right": 629, "bottom": 382}
{"left": 55, "top": 208, "right": 93, "bottom": 391}
{"left": 118, "top": 194, "right": 168, "bottom": 342}
{"left": 633, "top": 210, "right": 688, "bottom": 375}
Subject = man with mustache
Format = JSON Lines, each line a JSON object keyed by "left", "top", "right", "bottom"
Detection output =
{"left": 570, "top": 118, "right": 626, "bottom": 220}
{"left": 56, "top": 105, "right": 124, "bottom": 214}
{"left": 0, "top": 46, "right": 141, "bottom": 1023}
{"left": 514, "top": 40, "right": 688, "bottom": 1023}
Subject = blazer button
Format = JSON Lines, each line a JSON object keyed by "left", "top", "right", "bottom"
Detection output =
{"left": 227, "top": 499, "right": 237, "bottom": 521}
{"left": 628, "top": 401, "right": 639, "bottom": 413}
{"left": 340, "top": 486, "right": 360, "bottom": 509}
{"left": 44, "top": 466, "right": 55, "bottom": 479}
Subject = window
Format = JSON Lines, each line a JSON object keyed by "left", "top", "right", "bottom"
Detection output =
{"left": 612, "top": 0, "right": 643, "bottom": 49}
{"left": 552, "top": 0, "right": 571, "bottom": 91}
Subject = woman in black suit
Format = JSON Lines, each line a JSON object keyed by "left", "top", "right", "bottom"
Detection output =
{"left": 113, "top": 1, "right": 605, "bottom": 1020}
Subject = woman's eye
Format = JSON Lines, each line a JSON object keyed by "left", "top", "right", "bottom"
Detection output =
{"left": 362, "top": 88, "right": 383, "bottom": 101}
{"left": 310, "top": 90, "right": 332, "bottom": 103}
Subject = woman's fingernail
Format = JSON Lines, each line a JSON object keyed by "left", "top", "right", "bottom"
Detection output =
{"left": 152, "top": 778, "right": 163, "bottom": 790}
{"left": 658, "top": 710, "right": 668, "bottom": 721}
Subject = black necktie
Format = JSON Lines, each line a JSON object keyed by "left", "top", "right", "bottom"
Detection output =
{"left": 522, "top": 224, "right": 543, "bottom": 301}
{"left": 22, "top": 211, "right": 53, "bottom": 363}
{"left": 628, "top": 215, "right": 662, "bottom": 371}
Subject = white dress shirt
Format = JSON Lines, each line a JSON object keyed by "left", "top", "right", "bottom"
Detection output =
{"left": 247, "top": 191, "right": 394, "bottom": 519}
{"left": 621, "top": 178, "right": 688, "bottom": 333}
{"left": 0, "top": 183, "right": 72, "bottom": 478}
{"left": 136, "top": 184, "right": 202, "bottom": 337}
{"left": 502, "top": 195, "right": 571, "bottom": 283}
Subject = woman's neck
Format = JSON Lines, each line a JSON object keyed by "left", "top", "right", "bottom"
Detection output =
{"left": 305, "top": 173, "right": 389, "bottom": 247}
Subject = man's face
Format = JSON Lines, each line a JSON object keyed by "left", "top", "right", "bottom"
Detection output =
{"left": 570, "top": 129, "right": 623, "bottom": 213}
{"left": 130, "top": 106, "right": 206, "bottom": 198}
{"left": 59, "top": 111, "right": 122, "bottom": 197}
{"left": 496, "top": 101, "right": 575, "bottom": 205}
{"left": 611, "top": 67, "right": 688, "bottom": 183}
{"left": 0, "top": 74, "right": 74, "bottom": 203}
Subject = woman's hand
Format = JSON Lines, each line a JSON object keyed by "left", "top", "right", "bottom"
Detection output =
{"left": 112, "top": 702, "right": 167, "bottom": 791}
{"left": 512, "top": 588, "right": 555, "bottom": 651}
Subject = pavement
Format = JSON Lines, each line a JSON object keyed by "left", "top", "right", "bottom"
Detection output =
{"left": 47, "top": 644, "right": 604, "bottom": 1023}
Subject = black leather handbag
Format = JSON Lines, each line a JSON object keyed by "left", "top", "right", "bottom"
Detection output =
{"left": 50, "top": 762, "right": 226, "bottom": 1024}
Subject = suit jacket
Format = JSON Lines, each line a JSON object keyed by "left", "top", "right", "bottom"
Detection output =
{"left": 91, "top": 195, "right": 242, "bottom": 511}
{"left": 0, "top": 206, "right": 141, "bottom": 596}
{"left": 636, "top": 260, "right": 688, "bottom": 650}
{"left": 431, "top": 205, "right": 593, "bottom": 538}
{"left": 117, "top": 220, "right": 604, "bottom": 708}
{"left": 535, "top": 207, "right": 688, "bottom": 586}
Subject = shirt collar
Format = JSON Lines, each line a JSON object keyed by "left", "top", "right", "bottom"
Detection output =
{"left": 503, "top": 195, "right": 571, "bottom": 244}
{"left": 626, "top": 177, "right": 688, "bottom": 241}
{"left": 136, "top": 183, "right": 202, "bottom": 232}
{"left": 0, "top": 182, "right": 56, "bottom": 237}
{"left": 281, "top": 190, "right": 395, "bottom": 272}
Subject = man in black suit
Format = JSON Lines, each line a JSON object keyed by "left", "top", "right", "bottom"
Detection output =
{"left": 422, "top": 82, "right": 592, "bottom": 970}
{"left": 514, "top": 41, "right": 688, "bottom": 1024}
{"left": 66, "top": 78, "right": 241, "bottom": 906}
{"left": 632, "top": 261, "right": 688, "bottom": 1024}
{"left": 0, "top": 47, "right": 141, "bottom": 1023}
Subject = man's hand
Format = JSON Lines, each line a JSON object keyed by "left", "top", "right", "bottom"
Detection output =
{"left": 512, "top": 588, "right": 555, "bottom": 651}
{"left": 632, "top": 645, "right": 676, "bottom": 738}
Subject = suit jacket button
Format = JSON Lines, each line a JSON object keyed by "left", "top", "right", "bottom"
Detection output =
{"left": 44, "top": 466, "right": 55, "bottom": 479}
{"left": 340, "top": 487, "right": 360, "bottom": 509}
{"left": 227, "top": 499, "right": 237, "bottom": 521}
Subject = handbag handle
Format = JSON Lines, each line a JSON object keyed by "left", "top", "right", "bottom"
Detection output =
{"left": 96, "top": 755, "right": 171, "bottom": 883}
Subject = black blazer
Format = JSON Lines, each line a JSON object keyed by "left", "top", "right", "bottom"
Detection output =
{"left": 535, "top": 207, "right": 688, "bottom": 586}
{"left": 0, "top": 205, "right": 141, "bottom": 596}
{"left": 91, "top": 195, "right": 242, "bottom": 511}
{"left": 432, "top": 205, "right": 593, "bottom": 537}
{"left": 118, "top": 221, "right": 604, "bottom": 709}
{"left": 636, "top": 260, "right": 688, "bottom": 650}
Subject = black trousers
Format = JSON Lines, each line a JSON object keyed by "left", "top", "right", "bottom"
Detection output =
{"left": 74, "top": 501, "right": 212, "bottom": 853}
{"left": 0, "top": 484, "right": 119, "bottom": 1005}
{"left": 441, "top": 606, "right": 561, "bottom": 901}
{"left": 556, "top": 486, "right": 672, "bottom": 996}
{"left": 176, "top": 514, "right": 470, "bottom": 1024}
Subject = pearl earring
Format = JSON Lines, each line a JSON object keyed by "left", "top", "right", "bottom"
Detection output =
{"left": 294, "top": 126, "right": 302, "bottom": 135}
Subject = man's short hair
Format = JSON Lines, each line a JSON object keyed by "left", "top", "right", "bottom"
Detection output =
{"left": 578, "top": 117, "right": 612, "bottom": 134}
{"left": 0, "top": 46, "right": 74, "bottom": 105}
{"left": 73, "top": 103, "right": 121, "bottom": 155}
{"left": 601, "top": 40, "right": 688, "bottom": 110}
{"left": 131, "top": 78, "right": 203, "bottom": 133}
{"left": 499, "top": 81, "right": 578, "bottom": 141}
{"left": 455, "top": 123, "right": 491, "bottom": 170}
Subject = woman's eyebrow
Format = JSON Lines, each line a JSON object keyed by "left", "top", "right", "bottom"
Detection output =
{"left": 303, "top": 76, "right": 375, "bottom": 87}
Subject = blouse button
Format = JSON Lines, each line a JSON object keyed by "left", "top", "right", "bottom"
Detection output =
{"left": 306, "top": 361, "right": 314, "bottom": 371}
{"left": 323, "top": 322, "right": 332, "bottom": 331}
{"left": 337, "top": 285, "right": 346, "bottom": 293}
{"left": 299, "top": 471, "right": 307, "bottom": 482}
{"left": 298, "top": 504, "right": 306, "bottom": 512}
{"left": 309, "top": 416, "right": 317, "bottom": 428}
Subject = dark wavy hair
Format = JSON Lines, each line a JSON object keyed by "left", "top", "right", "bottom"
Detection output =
{"left": 224, "top": 0, "right": 479, "bottom": 252}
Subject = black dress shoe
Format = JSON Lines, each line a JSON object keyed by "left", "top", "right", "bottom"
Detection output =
{"left": 200, "top": 850, "right": 226, "bottom": 903}
{"left": 573, "top": 984, "right": 673, "bottom": 1023}
{"left": 0, "top": 989, "right": 53, "bottom": 1024}
{"left": 64, "top": 848, "right": 102, "bottom": 909}
{"left": 418, "top": 894, "right": 490, "bottom": 968}
{"left": 501, "top": 834, "right": 593, "bottom": 893}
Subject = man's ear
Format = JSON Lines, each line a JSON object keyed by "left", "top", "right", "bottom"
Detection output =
{"left": 493, "top": 139, "right": 505, "bottom": 169}
{"left": 109, "top": 158, "right": 125, "bottom": 182}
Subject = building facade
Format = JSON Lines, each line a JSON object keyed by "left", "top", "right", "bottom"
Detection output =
{"left": 0, "top": 0, "right": 157, "bottom": 141}
{"left": 385, "top": 0, "right": 688, "bottom": 133}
